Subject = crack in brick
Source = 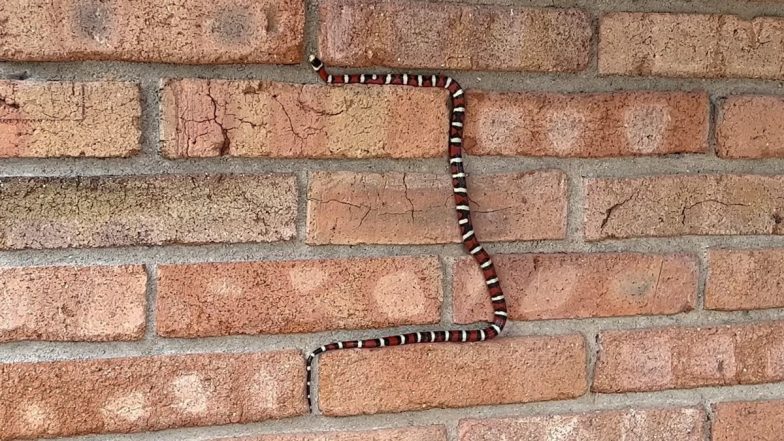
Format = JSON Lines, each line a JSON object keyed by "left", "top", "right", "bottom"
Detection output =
{"left": 206, "top": 83, "right": 230, "bottom": 156}
{"left": 600, "top": 192, "right": 638, "bottom": 231}
{"left": 680, "top": 199, "right": 749, "bottom": 225}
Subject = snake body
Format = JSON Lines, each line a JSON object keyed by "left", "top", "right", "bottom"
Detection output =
{"left": 306, "top": 55, "right": 508, "bottom": 412}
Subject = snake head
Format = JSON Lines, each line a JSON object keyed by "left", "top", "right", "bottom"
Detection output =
{"left": 308, "top": 55, "right": 323, "bottom": 70}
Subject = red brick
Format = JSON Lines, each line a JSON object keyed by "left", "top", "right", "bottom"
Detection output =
{"left": 459, "top": 407, "right": 705, "bottom": 441}
{"left": 600, "top": 13, "right": 784, "bottom": 79}
{"left": 706, "top": 248, "right": 784, "bottom": 311}
{"left": 717, "top": 96, "right": 784, "bottom": 158}
{"left": 584, "top": 174, "right": 784, "bottom": 240}
{"left": 157, "top": 257, "right": 442, "bottom": 337}
{"left": 307, "top": 171, "right": 567, "bottom": 245}
{"left": 219, "top": 426, "right": 448, "bottom": 441}
{"left": 0, "top": 174, "right": 296, "bottom": 250}
{"left": 712, "top": 400, "right": 784, "bottom": 441}
{"left": 319, "top": 0, "right": 591, "bottom": 71}
{"left": 0, "top": 0, "right": 303, "bottom": 64}
{"left": 0, "top": 81, "right": 140, "bottom": 157}
{"left": 453, "top": 253, "right": 697, "bottom": 323}
{"left": 0, "top": 265, "right": 146, "bottom": 342}
{"left": 594, "top": 321, "right": 784, "bottom": 393}
{"left": 464, "top": 91, "right": 709, "bottom": 157}
{"left": 0, "top": 351, "right": 305, "bottom": 440}
{"left": 160, "top": 79, "right": 447, "bottom": 158}
{"left": 318, "top": 335, "right": 587, "bottom": 416}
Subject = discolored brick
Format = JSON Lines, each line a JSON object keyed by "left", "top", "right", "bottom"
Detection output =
{"left": 319, "top": 0, "right": 591, "bottom": 71}
{"left": 464, "top": 91, "right": 708, "bottom": 157}
{"left": 217, "top": 426, "right": 448, "bottom": 441}
{"left": 453, "top": 253, "right": 697, "bottom": 323}
{"left": 307, "top": 171, "right": 567, "bottom": 245}
{"left": 717, "top": 96, "right": 784, "bottom": 158}
{"left": 160, "top": 79, "right": 448, "bottom": 158}
{"left": 713, "top": 400, "right": 784, "bottom": 441}
{"left": 0, "top": 351, "right": 305, "bottom": 440}
{"left": 706, "top": 248, "right": 784, "bottom": 311}
{"left": 0, "top": 0, "right": 303, "bottom": 64}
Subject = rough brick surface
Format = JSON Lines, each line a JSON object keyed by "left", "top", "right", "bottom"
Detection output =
{"left": 0, "top": 351, "right": 305, "bottom": 440}
{"left": 0, "top": 265, "right": 146, "bottom": 342}
{"left": 464, "top": 91, "right": 709, "bottom": 157}
{"left": 157, "top": 257, "right": 442, "bottom": 337}
{"left": 319, "top": 0, "right": 591, "bottom": 71}
{"left": 600, "top": 13, "right": 784, "bottom": 79}
{"left": 706, "top": 248, "right": 784, "bottom": 311}
{"left": 318, "top": 335, "right": 587, "bottom": 416}
{"left": 220, "top": 426, "right": 448, "bottom": 441}
{"left": 717, "top": 96, "right": 784, "bottom": 158}
{"left": 453, "top": 253, "right": 697, "bottom": 323}
{"left": 160, "top": 80, "right": 448, "bottom": 158}
{"left": 713, "top": 400, "right": 784, "bottom": 441}
{"left": 0, "top": 174, "right": 296, "bottom": 250}
{"left": 0, "top": 0, "right": 303, "bottom": 64}
{"left": 584, "top": 175, "right": 784, "bottom": 240}
{"left": 594, "top": 322, "right": 784, "bottom": 393}
{"left": 307, "top": 171, "right": 567, "bottom": 244}
{"left": 0, "top": 81, "right": 140, "bottom": 157}
{"left": 459, "top": 407, "right": 705, "bottom": 441}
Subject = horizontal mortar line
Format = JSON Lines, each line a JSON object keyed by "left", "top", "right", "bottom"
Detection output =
{"left": 3, "top": 308, "right": 784, "bottom": 363}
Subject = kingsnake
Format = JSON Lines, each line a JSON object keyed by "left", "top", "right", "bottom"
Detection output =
{"left": 306, "top": 55, "right": 508, "bottom": 413}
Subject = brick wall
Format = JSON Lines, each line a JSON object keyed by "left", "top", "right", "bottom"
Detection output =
{"left": 1, "top": 0, "right": 784, "bottom": 440}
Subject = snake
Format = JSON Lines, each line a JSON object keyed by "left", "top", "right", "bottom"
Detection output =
{"left": 305, "top": 55, "right": 508, "bottom": 413}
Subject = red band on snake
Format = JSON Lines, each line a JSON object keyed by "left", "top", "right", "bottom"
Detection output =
{"left": 306, "top": 55, "right": 508, "bottom": 413}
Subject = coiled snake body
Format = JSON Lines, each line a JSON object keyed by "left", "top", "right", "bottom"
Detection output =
{"left": 306, "top": 55, "right": 508, "bottom": 412}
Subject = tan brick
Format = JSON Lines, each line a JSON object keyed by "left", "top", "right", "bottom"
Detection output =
{"left": 318, "top": 335, "right": 587, "bottom": 416}
{"left": 0, "top": 174, "right": 296, "bottom": 250}
{"left": 319, "top": 0, "right": 591, "bottom": 72}
{"left": 706, "top": 248, "right": 784, "bottom": 311}
{"left": 0, "top": 265, "right": 146, "bottom": 342}
{"left": 600, "top": 13, "right": 784, "bottom": 79}
{"left": 0, "top": 351, "right": 305, "bottom": 440}
{"left": 594, "top": 321, "right": 784, "bottom": 393}
{"left": 307, "top": 171, "right": 567, "bottom": 245}
{"left": 453, "top": 253, "right": 697, "bottom": 323}
{"left": 219, "top": 426, "right": 448, "bottom": 441}
{"left": 464, "top": 91, "right": 709, "bottom": 157}
{"left": 0, "top": 81, "right": 140, "bottom": 157}
{"left": 0, "top": 0, "right": 303, "bottom": 64}
{"left": 459, "top": 407, "right": 706, "bottom": 441}
{"left": 713, "top": 400, "right": 784, "bottom": 441}
{"left": 584, "top": 175, "right": 784, "bottom": 240}
{"left": 160, "top": 79, "right": 447, "bottom": 158}
{"left": 157, "top": 257, "right": 442, "bottom": 337}
{"left": 717, "top": 96, "right": 784, "bottom": 158}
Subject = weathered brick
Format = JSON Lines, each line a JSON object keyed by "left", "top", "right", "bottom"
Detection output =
{"left": 218, "top": 426, "right": 448, "bottom": 441}
{"left": 318, "top": 335, "right": 587, "bottom": 416}
{"left": 0, "top": 351, "right": 305, "bottom": 440}
{"left": 0, "top": 81, "right": 140, "bottom": 157}
{"left": 464, "top": 91, "right": 709, "bottom": 157}
{"left": 459, "top": 407, "right": 705, "bottom": 441}
{"left": 0, "top": 0, "right": 303, "bottom": 64}
{"left": 0, "top": 174, "right": 296, "bottom": 250}
{"left": 319, "top": 0, "right": 591, "bottom": 71}
{"left": 713, "top": 400, "right": 784, "bottom": 441}
{"left": 706, "top": 248, "right": 784, "bottom": 311}
{"left": 594, "top": 321, "right": 784, "bottom": 393}
{"left": 0, "top": 265, "right": 146, "bottom": 342}
{"left": 307, "top": 171, "right": 567, "bottom": 244}
{"left": 160, "top": 79, "right": 447, "bottom": 158}
{"left": 157, "top": 257, "right": 442, "bottom": 337}
{"left": 453, "top": 253, "right": 697, "bottom": 323}
{"left": 600, "top": 13, "right": 784, "bottom": 79}
{"left": 717, "top": 96, "right": 784, "bottom": 158}
{"left": 584, "top": 175, "right": 784, "bottom": 240}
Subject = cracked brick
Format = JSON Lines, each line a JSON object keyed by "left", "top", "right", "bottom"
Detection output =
{"left": 306, "top": 171, "right": 568, "bottom": 245}
{"left": 584, "top": 175, "right": 784, "bottom": 240}
{"left": 160, "top": 79, "right": 448, "bottom": 158}
{"left": 717, "top": 96, "right": 784, "bottom": 158}
{"left": 0, "top": 0, "right": 304, "bottom": 64}
{"left": 318, "top": 0, "right": 591, "bottom": 71}
{"left": 707, "top": 248, "right": 784, "bottom": 311}
{"left": 0, "top": 81, "right": 140, "bottom": 157}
